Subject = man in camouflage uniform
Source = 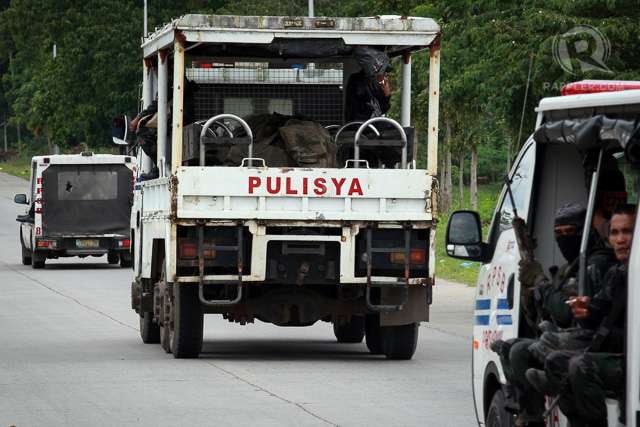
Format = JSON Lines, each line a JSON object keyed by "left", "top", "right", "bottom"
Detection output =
{"left": 492, "top": 204, "right": 616, "bottom": 427}
{"left": 535, "top": 204, "right": 636, "bottom": 427}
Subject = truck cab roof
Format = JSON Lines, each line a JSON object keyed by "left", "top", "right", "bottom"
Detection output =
{"left": 142, "top": 14, "right": 441, "bottom": 59}
{"left": 31, "top": 153, "right": 135, "bottom": 165}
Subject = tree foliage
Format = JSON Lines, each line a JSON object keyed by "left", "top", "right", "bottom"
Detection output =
{"left": 0, "top": 0, "right": 639, "bottom": 173}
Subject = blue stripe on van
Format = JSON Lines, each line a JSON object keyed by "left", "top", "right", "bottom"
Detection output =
{"left": 497, "top": 299, "right": 509, "bottom": 309}
{"left": 474, "top": 315, "right": 490, "bottom": 325}
{"left": 496, "top": 315, "right": 513, "bottom": 325}
{"left": 475, "top": 300, "right": 491, "bottom": 310}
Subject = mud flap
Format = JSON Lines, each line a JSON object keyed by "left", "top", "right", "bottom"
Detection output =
{"left": 380, "top": 285, "right": 429, "bottom": 326}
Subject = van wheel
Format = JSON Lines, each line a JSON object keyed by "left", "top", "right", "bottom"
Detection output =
{"left": 486, "top": 389, "right": 514, "bottom": 427}
{"left": 333, "top": 315, "right": 365, "bottom": 343}
{"left": 120, "top": 255, "right": 132, "bottom": 268}
{"left": 20, "top": 232, "right": 31, "bottom": 265}
{"left": 139, "top": 311, "right": 160, "bottom": 343}
{"left": 107, "top": 253, "right": 119, "bottom": 264}
{"left": 170, "top": 282, "right": 203, "bottom": 358}
{"left": 365, "top": 314, "right": 384, "bottom": 354}
{"left": 381, "top": 322, "right": 419, "bottom": 360}
{"left": 31, "top": 250, "right": 45, "bottom": 269}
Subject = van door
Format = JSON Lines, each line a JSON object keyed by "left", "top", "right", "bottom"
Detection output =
{"left": 472, "top": 139, "right": 536, "bottom": 425}
{"left": 626, "top": 170, "right": 640, "bottom": 427}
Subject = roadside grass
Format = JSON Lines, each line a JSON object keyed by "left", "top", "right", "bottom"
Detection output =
{"left": 435, "top": 183, "right": 501, "bottom": 286}
{"left": 0, "top": 157, "right": 31, "bottom": 181}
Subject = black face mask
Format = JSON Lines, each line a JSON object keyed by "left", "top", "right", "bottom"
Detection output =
{"left": 556, "top": 234, "right": 582, "bottom": 263}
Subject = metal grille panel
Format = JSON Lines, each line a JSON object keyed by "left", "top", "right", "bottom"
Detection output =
{"left": 187, "top": 63, "right": 344, "bottom": 126}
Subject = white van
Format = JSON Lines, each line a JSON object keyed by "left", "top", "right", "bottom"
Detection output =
{"left": 445, "top": 80, "right": 640, "bottom": 426}
{"left": 14, "top": 153, "right": 135, "bottom": 268}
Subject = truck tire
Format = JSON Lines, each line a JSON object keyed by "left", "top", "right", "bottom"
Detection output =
{"left": 31, "top": 249, "right": 45, "bottom": 269}
{"left": 107, "top": 253, "right": 119, "bottom": 264}
{"left": 486, "top": 389, "right": 514, "bottom": 427}
{"left": 380, "top": 322, "right": 419, "bottom": 360}
{"left": 160, "top": 291, "right": 171, "bottom": 353}
{"left": 20, "top": 232, "right": 31, "bottom": 265}
{"left": 139, "top": 311, "right": 160, "bottom": 343}
{"left": 365, "top": 314, "right": 384, "bottom": 354}
{"left": 333, "top": 315, "right": 365, "bottom": 343}
{"left": 170, "top": 282, "right": 203, "bottom": 358}
{"left": 120, "top": 254, "right": 132, "bottom": 268}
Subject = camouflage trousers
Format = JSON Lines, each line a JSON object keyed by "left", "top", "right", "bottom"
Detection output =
{"left": 497, "top": 338, "right": 546, "bottom": 422}
{"left": 545, "top": 350, "right": 623, "bottom": 424}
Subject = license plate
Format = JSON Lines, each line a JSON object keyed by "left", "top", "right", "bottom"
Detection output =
{"left": 76, "top": 239, "right": 99, "bottom": 248}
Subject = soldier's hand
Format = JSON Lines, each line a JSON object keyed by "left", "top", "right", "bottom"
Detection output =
{"left": 520, "top": 288, "right": 536, "bottom": 314}
{"left": 130, "top": 117, "right": 139, "bottom": 132}
{"left": 568, "top": 296, "right": 590, "bottom": 319}
{"left": 518, "top": 259, "right": 544, "bottom": 288}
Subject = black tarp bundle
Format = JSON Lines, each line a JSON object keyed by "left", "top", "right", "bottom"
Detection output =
{"left": 41, "top": 164, "right": 132, "bottom": 236}
{"left": 533, "top": 114, "right": 640, "bottom": 166}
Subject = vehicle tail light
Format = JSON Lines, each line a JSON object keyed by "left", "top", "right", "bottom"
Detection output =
{"left": 561, "top": 80, "right": 640, "bottom": 96}
{"left": 119, "top": 240, "right": 131, "bottom": 247}
{"left": 179, "top": 242, "right": 216, "bottom": 259}
{"left": 390, "top": 248, "right": 426, "bottom": 264}
{"left": 180, "top": 242, "right": 198, "bottom": 259}
{"left": 37, "top": 240, "right": 57, "bottom": 248}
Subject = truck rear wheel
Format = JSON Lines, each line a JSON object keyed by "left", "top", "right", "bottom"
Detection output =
{"left": 139, "top": 312, "right": 160, "bottom": 343}
{"left": 333, "top": 315, "right": 365, "bottom": 343}
{"left": 20, "top": 232, "right": 31, "bottom": 265}
{"left": 365, "top": 314, "right": 384, "bottom": 354}
{"left": 380, "top": 322, "right": 419, "bottom": 360}
{"left": 160, "top": 291, "right": 172, "bottom": 353}
{"left": 170, "top": 282, "right": 203, "bottom": 358}
{"left": 107, "top": 253, "right": 119, "bottom": 264}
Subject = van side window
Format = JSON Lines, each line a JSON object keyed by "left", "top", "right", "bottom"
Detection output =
{"left": 497, "top": 144, "right": 535, "bottom": 235}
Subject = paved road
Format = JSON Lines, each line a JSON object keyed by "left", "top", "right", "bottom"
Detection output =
{"left": 0, "top": 172, "right": 477, "bottom": 426}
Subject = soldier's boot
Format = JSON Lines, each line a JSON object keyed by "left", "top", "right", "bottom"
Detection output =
{"left": 16, "top": 214, "right": 34, "bottom": 223}
{"left": 538, "top": 320, "right": 558, "bottom": 333}
{"left": 527, "top": 340, "right": 555, "bottom": 364}
{"left": 140, "top": 166, "right": 159, "bottom": 180}
{"left": 540, "top": 329, "right": 593, "bottom": 351}
{"left": 489, "top": 339, "right": 504, "bottom": 354}
{"left": 525, "top": 368, "right": 555, "bottom": 397}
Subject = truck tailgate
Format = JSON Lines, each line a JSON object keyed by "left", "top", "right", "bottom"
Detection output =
{"left": 175, "top": 166, "right": 434, "bottom": 222}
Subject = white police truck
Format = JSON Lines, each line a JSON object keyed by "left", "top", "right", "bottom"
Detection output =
{"left": 113, "top": 14, "right": 442, "bottom": 359}
{"left": 446, "top": 80, "right": 640, "bottom": 426}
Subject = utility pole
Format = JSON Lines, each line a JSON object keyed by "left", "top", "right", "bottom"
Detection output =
{"left": 144, "top": 0, "right": 148, "bottom": 37}
{"left": 3, "top": 112, "right": 7, "bottom": 153}
{"left": 9, "top": 52, "right": 21, "bottom": 142}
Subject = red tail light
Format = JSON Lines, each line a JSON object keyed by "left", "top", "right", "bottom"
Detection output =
{"left": 390, "top": 248, "right": 426, "bottom": 264}
{"left": 179, "top": 242, "right": 198, "bottom": 259}
{"left": 179, "top": 242, "right": 216, "bottom": 259}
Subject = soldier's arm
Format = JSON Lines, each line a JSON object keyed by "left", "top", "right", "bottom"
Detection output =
{"left": 537, "top": 283, "right": 574, "bottom": 328}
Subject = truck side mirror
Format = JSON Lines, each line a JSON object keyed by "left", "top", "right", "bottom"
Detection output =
{"left": 112, "top": 115, "right": 132, "bottom": 146}
{"left": 445, "top": 210, "right": 487, "bottom": 262}
{"left": 14, "top": 194, "right": 28, "bottom": 204}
